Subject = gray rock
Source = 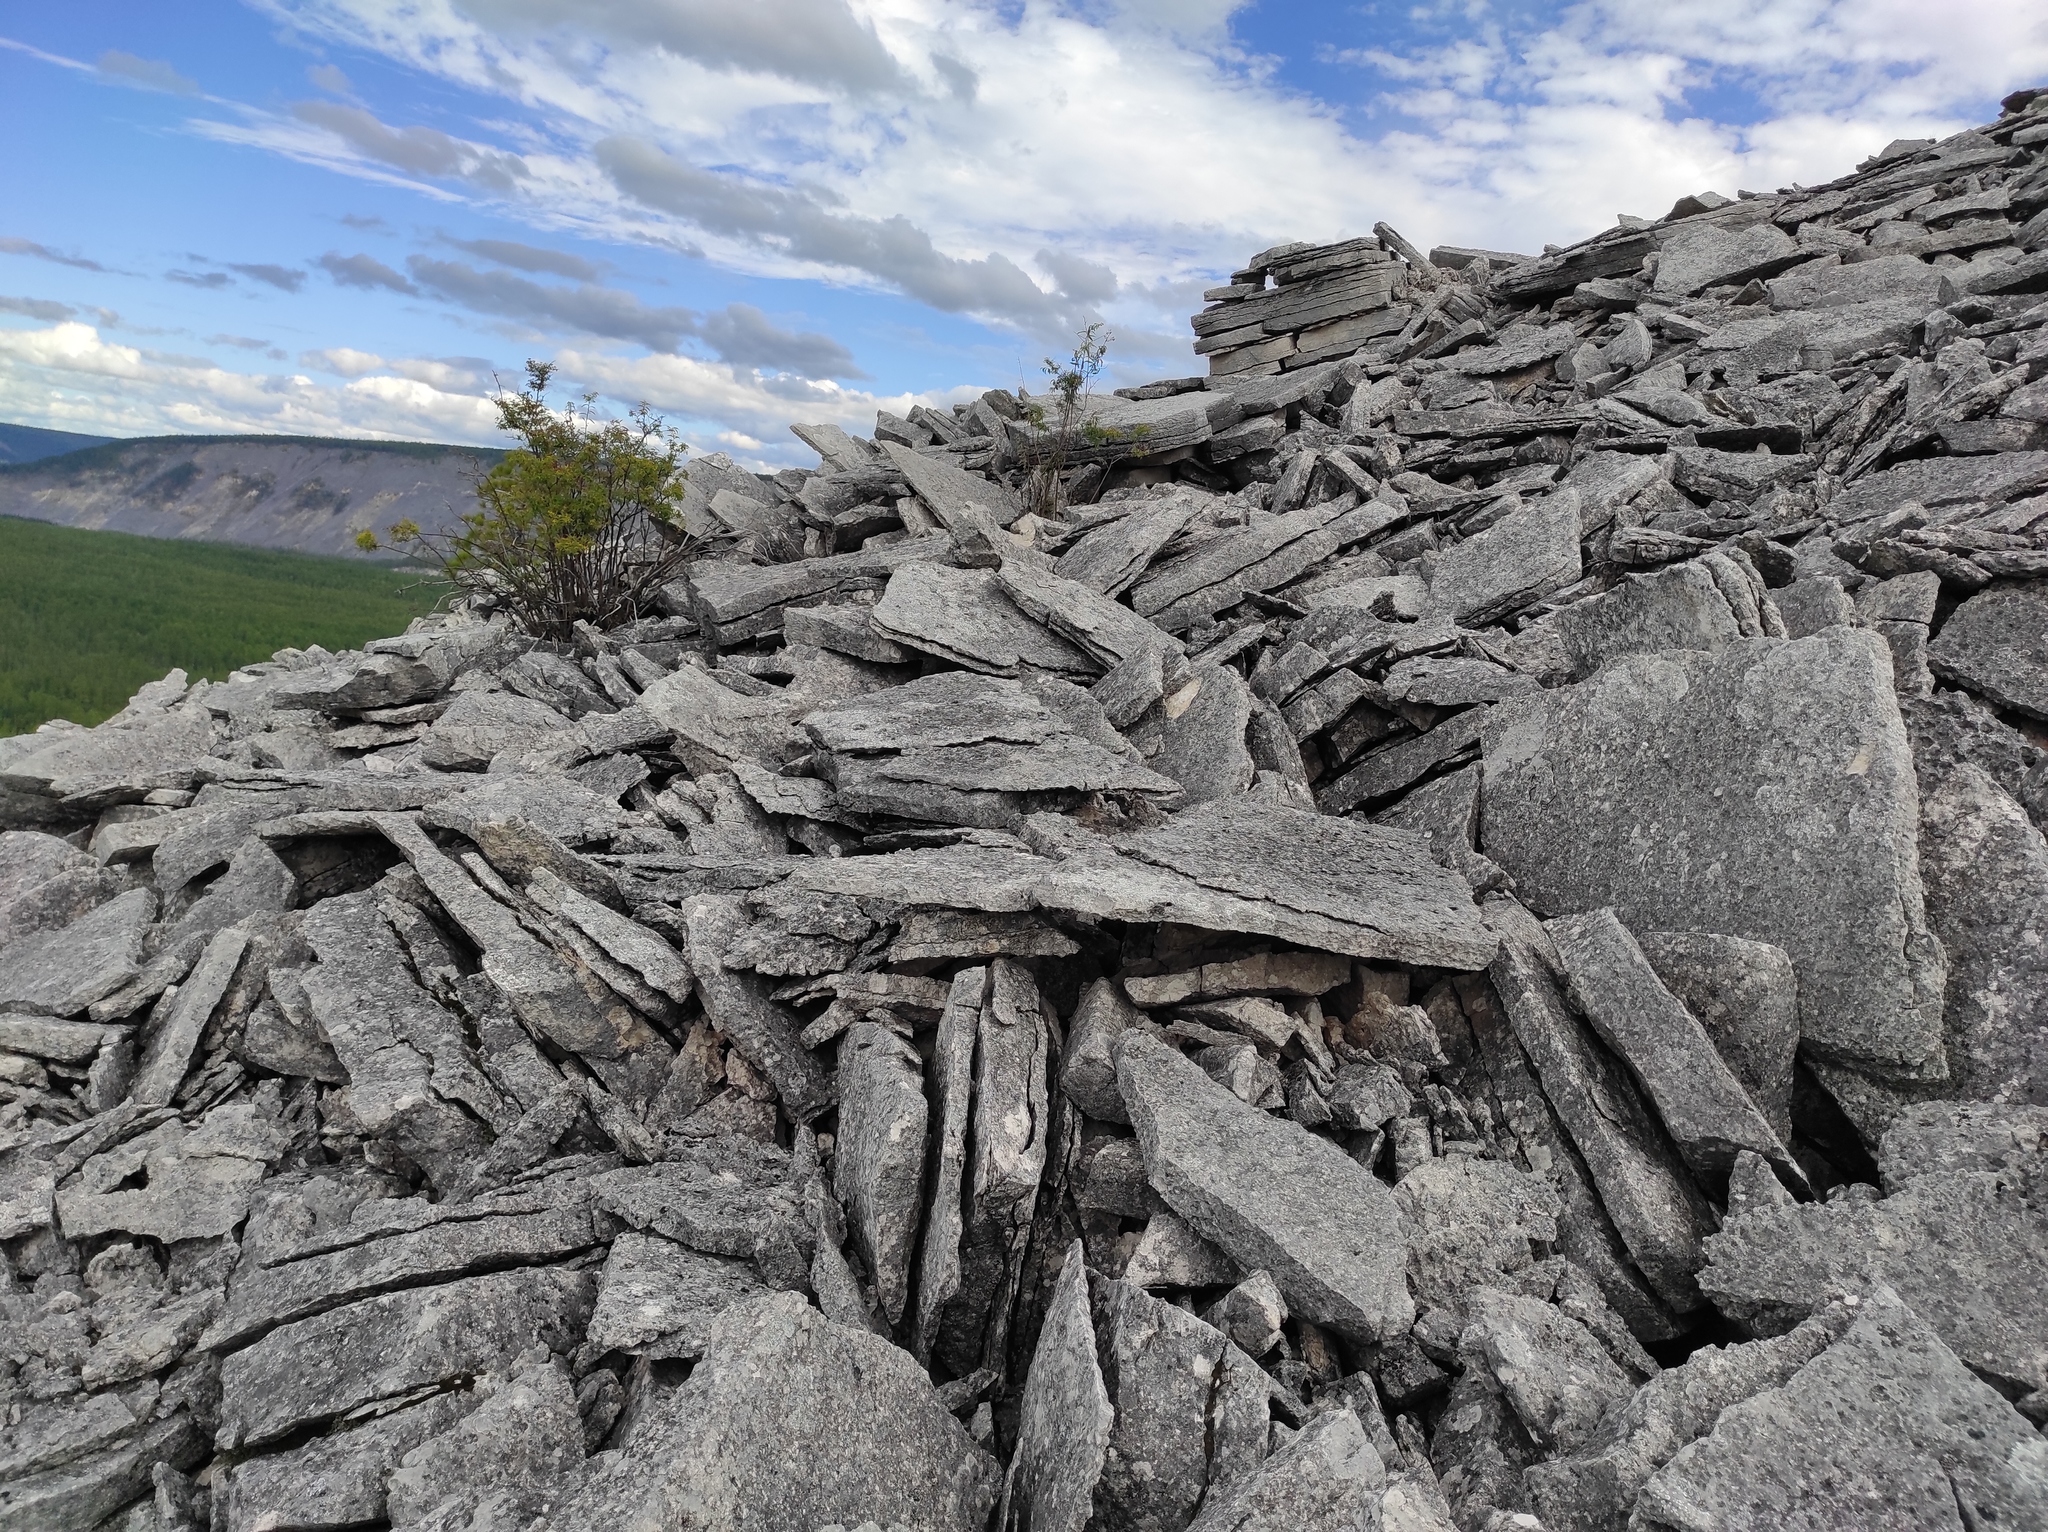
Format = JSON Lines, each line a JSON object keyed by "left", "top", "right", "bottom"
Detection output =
{"left": 1486, "top": 906, "right": 1715, "bottom": 1313}
{"left": 1426, "top": 491, "right": 1582, "bottom": 627}
{"left": 1465, "top": 1285, "right": 1637, "bottom": 1455}
{"left": 834, "top": 1021, "right": 928, "bottom": 1325}
{"left": 538, "top": 1290, "right": 1000, "bottom": 1530}
{"left": 0, "top": 829, "right": 119, "bottom": 948}
{"left": 1633, "top": 930, "right": 1801, "bottom": 1143}
{"left": 1124, "top": 1209, "right": 1240, "bottom": 1288}
{"left": 0, "top": 1412, "right": 202, "bottom": 1532}
{"left": 1772, "top": 575, "right": 1855, "bottom": 638}
{"left": 883, "top": 438, "right": 1024, "bottom": 527}
{"left": 677, "top": 893, "right": 833, "bottom": 1120}
{"left": 1698, "top": 1169, "right": 2048, "bottom": 1394}
{"left": 586, "top": 1137, "right": 808, "bottom": 1260}
{"left": 222, "top": 1391, "right": 476, "bottom": 1532}
{"left": 1152, "top": 662, "right": 1257, "bottom": 806}
{"left": 1548, "top": 908, "right": 1800, "bottom": 1193}
{"left": 669, "top": 533, "right": 950, "bottom": 644}
{"left": 1205, "top": 1268, "right": 1289, "bottom": 1356}
{"left": 1654, "top": 220, "right": 1799, "bottom": 297}
{"left": 872, "top": 562, "right": 1093, "bottom": 676}
{"left": 1372, "top": 762, "right": 1511, "bottom": 895}
{"left": 385, "top": 1357, "right": 585, "bottom": 1531}
{"left": 1083, "top": 795, "right": 1497, "bottom": 969}
{"left": 1929, "top": 581, "right": 2048, "bottom": 719}
{"left": 934, "top": 958, "right": 1050, "bottom": 1379}
{"left": 1524, "top": 1304, "right": 1848, "bottom": 1532}
{"left": 1915, "top": 763, "right": 2048, "bottom": 1105}
{"left": 913, "top": 965, "right": 985, "bottom": 1365}
{"left": 1482, "top": 630, "right": 1949, "bottom": 1082}
{"left": 1061, "top": 976, "right": 1137, "bottom": 1124}
{"left": 131, "top": 923, "right": 247, "bottom": 1107}
{"left": 201, "top": 1196, "right": 597, "bottom": 1351}
{"left": 1055, "top": 497, "right": 1206, "bottom": 595}
{"left": 1116, "top": 1027, "right": 1415, "bottom": 1343}
{"left": 1554, "top": 561, "right": 1747, "bottom": 678}
{"left": 57, "top": 1103, "right": 284, "bottom": 1242}
{"left": 1632, "top": 1291, "right": 2048, "bottom": 1532}
{"left": 1006, "top": 1242, "right": 1113, "bottom": 1532}
{"left": 0, "top": 886, "right": 155, "bottom": 1017}
{"left": 1094, "top": 1276, "right": 1273, "bottom": 1530}
{"left": 1878, "top": 1100, "right": 2048, "bottom": 1190}
{"left": 1186, "top": 1409, "right": 1386, "bottom": 1532}
{"left": 417, "top": 687, "right": 571, "bottom": 769}
{"left": 1395, "top": 1156, "right": 1561, "bottom": 1322}
{"left": 215, "top": 1265, "right": 595, "bottom": 1450}
{"left": 298, "top": 890, "right": 492, "bottom": 1186}
{"left": 635, "top": 664, "right": 809, "bottom": 772}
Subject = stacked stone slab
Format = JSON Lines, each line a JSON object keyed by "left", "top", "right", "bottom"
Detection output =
{"left": 6, "top": 83, "right": 2048, "bottom": 1532}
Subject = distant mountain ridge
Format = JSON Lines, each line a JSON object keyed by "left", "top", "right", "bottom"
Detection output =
{"left": 0, "top": 430, "right": 503, "bottom": 556}
{"left": 0, "top": 422, "right": 117, "bottom": 466}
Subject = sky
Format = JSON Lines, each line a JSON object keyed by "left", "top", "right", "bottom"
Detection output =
{"left": 1, "top": 1, "right": 2044, "bottom": 469}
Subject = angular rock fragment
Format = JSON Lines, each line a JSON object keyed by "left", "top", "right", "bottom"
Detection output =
{"left": 0, "top": 886, "right": 155, "bottom": 1016}
{"left": 1116, "top": 1028, "right": 1414, "bottom": 1342}
{"left": 1006, "top": 1243, "right": 1113, "bottom": 1532}
{"left": 1482, "top": 631, "right": 1948, "bottom": 1081}
{"left": 1633, "top": 929, "right": 1801, "bottom": 1143}
{"left": 1632, "top": 1292, "right": 2048, "bottom": 1532}
{"left": 1186, "top": 1409, "right": 1385, "bottom": 1532}
{"left": 1548, "top": 908, "right": 1801, "bottom": 1193}
{"left": 539, "top": 1290, "right": 1001, "bottom": 1529}
{"left": 834, "top": 1020, "right": 928, "bottom": 1324}
{"left": 216, "top": 1266, "right": 595, "bottom": 1450}
{"left": 1466, "top": 1285, "right": 1637, "bottom": 1455}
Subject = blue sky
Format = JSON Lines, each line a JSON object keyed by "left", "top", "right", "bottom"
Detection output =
{"left": 1, "top": 1, "right": 2042, "bottom": 468}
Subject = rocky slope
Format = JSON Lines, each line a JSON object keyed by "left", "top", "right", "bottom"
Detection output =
{"left": 4, "top": 86, "right": 2048, "bottom": 1532}
{"left": 0, "top": 435, "right": 498, "bottom": 557}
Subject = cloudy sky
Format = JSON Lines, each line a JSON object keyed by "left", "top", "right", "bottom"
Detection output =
{"left": 2, "top": 1, "right": 2044, "bottom": 467}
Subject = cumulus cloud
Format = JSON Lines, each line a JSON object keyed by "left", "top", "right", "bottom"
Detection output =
{"left": 0, "top": 319, "right": 953, "bottom": 467}
{"left": 291, "top": 100, "right": 530, "bottom": 192}
{"left": 456, "top": 0, "right": 907, "bottom": 93}
{"left": 0, "top": 295, "right": 77, "bottom": 322}
{"left": 97, "top": 50, "right": 200, "bottom": 96}
{"left": 226, "top": 263, "right": 307, "bottom": 292}
{"left": 0, "top": 236, "right": 106, "bottom": 272}
{"left": 440, "top": 235, "right": 604, "bottom": 281}
{"left": 404, "top": 256, "right": 865, "bottom": 376}
{"left": 317, "top": 251, "right": 420, "bottom": 294}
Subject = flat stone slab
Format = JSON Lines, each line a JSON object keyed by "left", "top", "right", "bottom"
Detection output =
{"left": 1633, "top": 1293, "right": 2048, "bottom": 1532}
{"left": 1929, "top": 581, "right": 2048, "bottom": 719}
{"left": 542, "top": 1290, "right": 1000, "bottom": 1529}
{"left": 1115, "top": 1028, "right": 1414, "bottom": 1343}
{"left": 1482, "top": 630, "right": 1948, "bottom": 1082}
{"left": 585, "top": 1230, "right": 769, "bottom": 1358}
{"left": 834, "top": 1021, "right": 928, "bottom": 1325}
{"left": 215, "top": 1266, "right": 595, "bottom": 1450}
{"left": 1425, "top": 491, "right": 1582, "bottom": 627}
{"left": 1699, "top": 1168, "right": 2048, "bottom": 1394}
{"left": 0, "top": 886, "right": 155, "bottom": 1017}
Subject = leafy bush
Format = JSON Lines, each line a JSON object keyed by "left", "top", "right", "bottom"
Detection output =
{"left": 1021, "top": 323, "right": 1110, "bottom": 517}
{"left": 359, "top": 361, "right": 695, "bottom": 639}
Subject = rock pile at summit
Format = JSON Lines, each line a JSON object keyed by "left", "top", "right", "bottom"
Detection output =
{"left": 6, "top": 86, "right": 2048, "bottom": 1532}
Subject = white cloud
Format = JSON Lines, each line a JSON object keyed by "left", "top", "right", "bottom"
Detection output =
{"left": 218, "top": 0, "right": 2044, "bottom": 376}
{"left": 0, "top": 320, "right": 970, "bottom": 468}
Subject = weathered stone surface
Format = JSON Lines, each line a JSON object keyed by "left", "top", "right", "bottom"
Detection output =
{"left": 1915, "top": 762, "right": 2048, "bottom": 1105}
{"left": 222, "top": 1391, "right": 476, "bottom": 1532}
{"left": 1525, "top": 1305, "right": 1846, "bottom": 1532}
{"left": 1878, "top": 1100, "right": 2048, "bottom": 1190}
{"left": 1186, "top": 1409, "right": 1386, "bottom": 1532}
{"left": 384, "top": 1357, "right": 586, "bottom": 1532}
{"left": 216, "top": 1266, "right": 596, "bottom": 1450}
{"left": 678, "top": 892, "right": 834, "bottom": 1120}
{"left": 1396, "top": 1156, "right": 1561, "bottom": 1321}
{"left": 1124, "top": 1209, "right": 1241, "bottom": 1288}
{"left": 1929, "top": 581, "right": 2048, "bottom": 718}
{"left": 1487, "top": 904, "right": 1715, "bottom": 1313}
{"left": 912, "top": 965, "right": 985, "bottom": 1365}
{"left": 1632, "top": 1293, "right": 2048, "bottom": 1532}
{"left": 1007, "top": 1242, "right": 1113, "bottom": 1532}
{"left": 834, "top": 1020, "right": 928, "bottom": 1325}
{"left": 1699, "top": 1169, "right": 2048, "bottom": 1394}
{"left": 130, "top": 922, "right": 247, "bottom": 1107}
{"left": 1549, "top": 908, "right": 1799, "bottom": 1192}
{"left": 1116, "top": 1027, "right": 1415, "bottom": 1342}
{"left": 1427, "top": 492, "right": 1582, "bottom": 627}
{"left": 0, "top": 830, "right": 119, "bottom": 948}
{"left": 1633, "top": 929, "right": 1801, "bottom": 1143}
{"left": 0, "top": 886, "right": 155, "bottom": 1016}
{"left": 0, "top": 1412, "right": 202, "bottom": 1532}
{"left": 1152, "top": 662, "right": 1257, "bottom": 806}
{"left": 872, "top": 562, "right": 1093, "bottom": 676}
{"left": 1467, "top": 1285, "right": 1637, "bottom": 1455}
{"left": 57, "top": 1103, "right": 284, "bottom": 1242}
{"left": 884, "top": 438, "right": 1023, "bottom": 526}
{"left": 540, "top": 1290, "right": 1000, "bottom": 1530}
{"left": 418, "top": 688, "right": 570, "bottom": 768}
{"left": 1093, "top": 1276, "right": 1273, "bottom": 1530}
{"left": 1482, "top": 630, "right": 1948, "bottom": 1081}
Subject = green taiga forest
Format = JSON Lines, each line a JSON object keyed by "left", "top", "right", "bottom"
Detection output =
{"left": 0, "top": 516, "right": 439, "bottom": 734}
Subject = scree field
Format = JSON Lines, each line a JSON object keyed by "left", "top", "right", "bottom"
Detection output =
{"left": 0, "top": 515, "right": 440, "bottom": 734}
